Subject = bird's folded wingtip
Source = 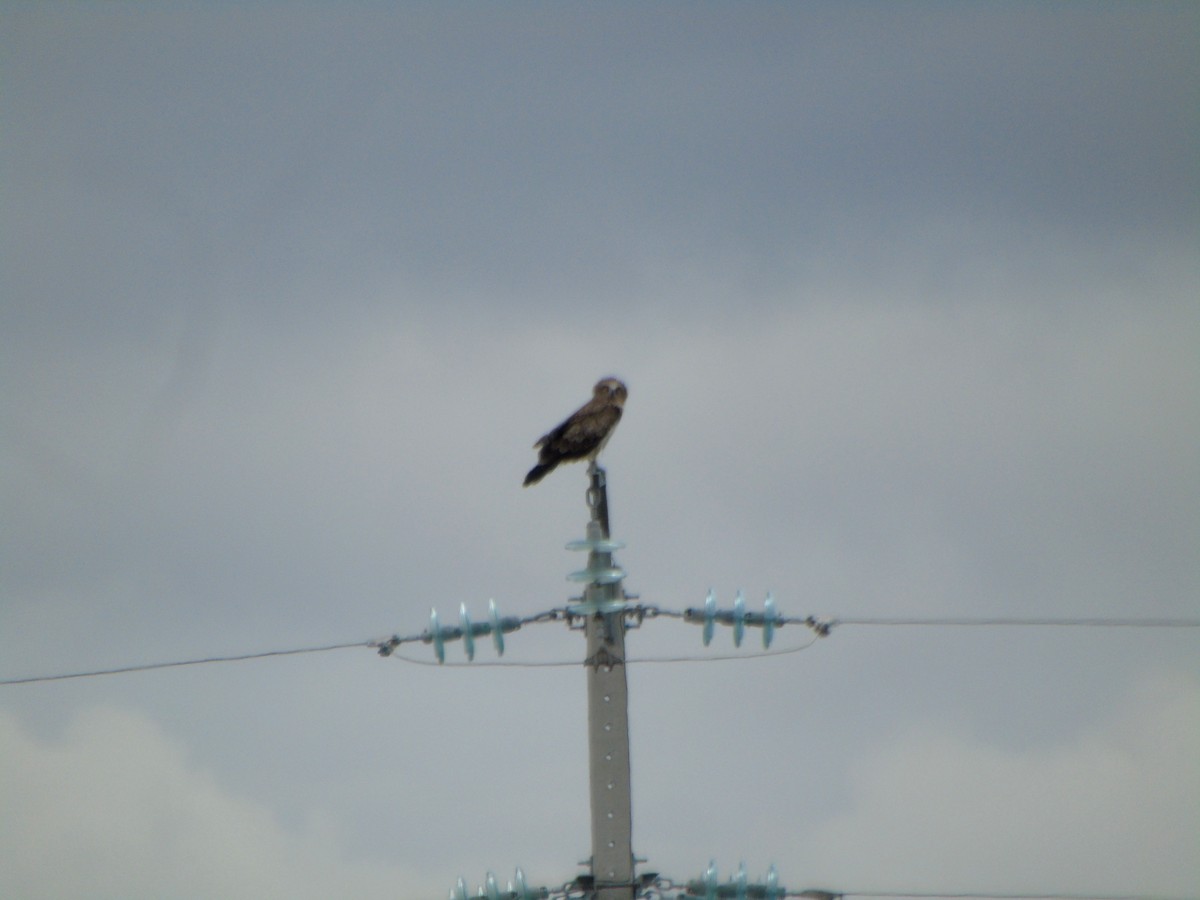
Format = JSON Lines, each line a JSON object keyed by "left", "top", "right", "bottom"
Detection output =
{"left": 523, "top": 463, "right": 552, "bottom": 487}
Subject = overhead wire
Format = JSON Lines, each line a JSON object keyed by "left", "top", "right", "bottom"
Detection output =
{"left": 824, "top": 617, "right": 1200, "bottom": 628}
{"left": 825, "top": 892, "right": 1195, "bottom": 900}
{"left": 1, "top": 611, "right": 1196, "bottom": 685}
{"left": 0, "top": 640, "right": 374, "bottom": 685}
{"left": 382, "top": 633, "right": 824, "bottom": 668}
{"left": 559, "top": 883, "right": 1190, "bottom": 900}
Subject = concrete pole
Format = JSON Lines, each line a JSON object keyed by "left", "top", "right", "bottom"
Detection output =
{"left": 582, "top": 465, "right": 634, "bottom": 900}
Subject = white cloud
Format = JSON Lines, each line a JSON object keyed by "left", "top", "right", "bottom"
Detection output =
{"left": 0, "top": 706, "right": 434, "bottom": 900}
{"left": 795, "top": 672, "right": 1200, "bottom": 897}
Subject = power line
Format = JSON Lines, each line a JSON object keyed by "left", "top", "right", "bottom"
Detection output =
{"left": 826, "top": 892, "right": 1196, "bottom": 900}
{"left": 383, "top": 635, "right": 823, "bottom": 667}
{"left": 0, "top": 640, "right": 372, "bottom": 685}
{"left": 2, "top": 613, "right": 1196, "bottom": 686}
{"left": 532, "top": 879, "right": 1195, "bottom": 900}
{"left": 583, "top": 874, "right": 1198, "bottom": 900}
{"left": 826, "top": 617, "right": 1200, "bottom": 629}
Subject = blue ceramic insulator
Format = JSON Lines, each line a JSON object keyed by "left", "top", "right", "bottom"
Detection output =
{"left": 703, "top": 591, "right": 716, "bottom": 646}
{"left": 460, "top": 603, "right": 475, "bottom": 661}
{"left": 512, "top": 868, "right": 529, "bottom": 900}
{"left": 489, "top": 599, "right": 505, "bottom": 656}
{"left": 430, "top": 608, "right": 446, "bottom": 664}
{"left": 567, "top": 565, "right": 625, "bottom": 584}
{"left": 763, "top": 593, "right": 778, "bottom": 648}
{"left": 453, "top": 877, "right": 469, "bottom": 900}
{"left": 766, "top": 865, "right": 781, "bottom": 900}
{"left": 703, "top": 861, "right": 719, "bottom": 900}
{"left": 733, "top": 592, "right": 746, "bottom": 647}
{"left": 565, "top": 538, "right": 626, "bottom": 552}
{"left": 484, "top": 872, "right": 501, "bottom": 900}
{"left": 735, "top": 862, "right": 748, "bottom": 900}
{"left": 567, "top": 595, "right": 627, "bottom": 616}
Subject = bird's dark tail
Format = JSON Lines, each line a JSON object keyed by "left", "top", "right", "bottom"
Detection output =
{"left": 523, "top": 462, "right": 556, "bottom": 487}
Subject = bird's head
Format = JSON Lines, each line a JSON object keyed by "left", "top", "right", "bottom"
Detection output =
{"left": 594, "top": 377, "right": 628, "bottom": 406}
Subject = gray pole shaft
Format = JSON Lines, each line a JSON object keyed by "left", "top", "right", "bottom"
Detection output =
{"left": 585, "top": 613, "right": 634, "bottom": 900}
{"left": 583, "top": 465, "right": 634, "bottom": 900}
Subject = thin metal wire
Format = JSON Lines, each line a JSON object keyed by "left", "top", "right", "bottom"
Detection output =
{"left": 503, "top": 881, "right": 1197, "bottom": 900}
{"left": 5, "top": 607, "right": 1196, "bottom": 685}
{"left": 450, "top": 884, "right": 1196, "bottom": 900}
{"left": 823, "top": 617, "right": 1200, "bottom": 628}
{"left": 0, "top": 640, "right": 373, "bottom": 686}
{"left": 638, "top": 606, "right": 1200, "bottom": 631}
{"left": 384, "top": 634, "right": 823, "bottom": 668}
{"left": 825, "top": 892, "right": 1196, "bottom": 900}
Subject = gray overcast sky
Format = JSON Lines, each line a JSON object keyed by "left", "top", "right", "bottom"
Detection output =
{"left": 1, "top": 3, "right": 1198, "bottom": 898}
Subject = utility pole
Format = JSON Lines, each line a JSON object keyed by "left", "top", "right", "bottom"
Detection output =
{"left": 420, "top": 463, "right": 800, "bottom": 899}
{"left": 573, "top": 463, "right": 634, "bottom": 900}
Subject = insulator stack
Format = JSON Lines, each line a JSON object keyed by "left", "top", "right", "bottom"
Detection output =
{"left": 565, "top": 518, "right": 628, "bottom": 615}
{"left": 688, "top": 591, "right": 782, "bottom": 648}
{"left": 685, "top": 862, "right": 784, "bottom": 899}
{"left": 424, "top": 599, "right": 523, "bottom": 663}
{"left": 450, "top": 868, "right": 546, "bottom": 900}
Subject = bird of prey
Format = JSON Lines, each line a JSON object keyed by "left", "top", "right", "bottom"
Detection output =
{"left": 524, "top": 378, "right": 628, "bottom": 486}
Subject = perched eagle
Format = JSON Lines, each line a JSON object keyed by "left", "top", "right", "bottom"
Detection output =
{"left": 524, "top": 378, "right": 628, "bottom": 486}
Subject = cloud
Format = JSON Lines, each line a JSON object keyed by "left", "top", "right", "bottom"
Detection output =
{"left": 795, "top": 671, "right": 1200, "bottom": 897}
{"left": 0, "top": 706, "right": 433, "bottom": 900}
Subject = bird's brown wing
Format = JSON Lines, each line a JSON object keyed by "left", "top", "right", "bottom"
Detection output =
{"left": 535, "top": 402, "right": 621, "bottom": 463}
